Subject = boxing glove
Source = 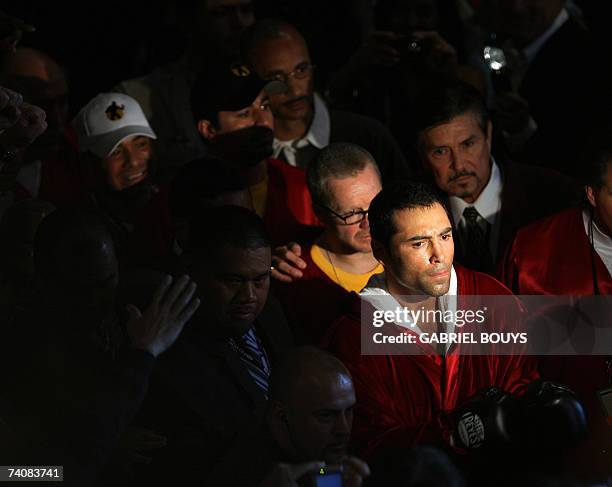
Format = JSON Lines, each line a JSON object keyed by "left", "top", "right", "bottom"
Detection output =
{"left": 451, "top": 387, "right": 519, "bottom": 451}
{"left": 515, "top": 380, "right": 587, "bottom": 449}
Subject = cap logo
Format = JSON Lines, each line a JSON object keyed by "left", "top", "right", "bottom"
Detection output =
{"left": 105, "top": 101, "right": 125, "bottom": 121}
{"left": 231, "top": 64, "right": 250, "bottom": 77}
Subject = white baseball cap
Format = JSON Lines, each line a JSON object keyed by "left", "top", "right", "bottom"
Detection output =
{"left": 72, "top": 93, "right": 157, "bottom": 159}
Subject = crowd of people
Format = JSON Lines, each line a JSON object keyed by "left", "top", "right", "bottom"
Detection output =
{"left": 1, "top": 1, "right": 612, "bottom": 486}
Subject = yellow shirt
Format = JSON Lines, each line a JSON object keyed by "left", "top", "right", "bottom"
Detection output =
{"left": 310, "top": 244, "right": 384, "bottom": 293}
{"left": 249, "top": 178, "right": 268, "bottom": 218}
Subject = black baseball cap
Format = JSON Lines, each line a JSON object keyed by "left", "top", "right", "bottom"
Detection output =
{"left": 191, "top": 60, "right": 286, "bottom": 122}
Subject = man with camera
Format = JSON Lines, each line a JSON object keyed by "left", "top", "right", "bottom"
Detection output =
{"left": 208, "top": 347, "right": 370, "bottom": 487}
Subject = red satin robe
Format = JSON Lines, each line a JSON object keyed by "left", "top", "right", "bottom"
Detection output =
{"left": 500, "top": 207, "right": 612, "bottom": 295}
{"left": 276, "top": 242, "right": 352, "bottom": 344}
{"left": 321, "top": 265, "right": 539, "bottom": 460}
{"left": 500, "top": 207, "right": 612, "bottom": 480}
{"left": 264, "top": 157, "right": 321, "bottom": 245}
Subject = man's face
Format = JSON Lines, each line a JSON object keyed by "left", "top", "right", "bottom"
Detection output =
{"left": 201, "top": 0, "right": 255, "bottom": 56}
{"left": 191, "top": 245, "right": 271, "bottom": 338}
{"left": 500, "top": 0, "right": 564, "bottom": 47}
{"left": 216, "top": 90, "right": 274, "bottom": 134}
{"left": 377, "top": 203, "right": 454, "bottom": 296}
{"left": 249, "top": 31, "right": 314, "bottom": 124}
{"left": 322, "top": 164, "right": 382, "bottom": 254}
{"left": 587, "top": 161, "right": 612, "bottom": 237}
{"left": 102, "top": 135, "right": 153, "bottom": 191}
{"left": 287, "top": 372, "right": 355, "bottom": 465}
{"left": 420, "top": 112, "right": 492, "bottom": 204}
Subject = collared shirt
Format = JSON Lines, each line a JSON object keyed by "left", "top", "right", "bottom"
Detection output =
{"left": 272, "top": 93, "right": 330, "bottom": 168}
{"left": 524, "top": 8, "right": 569, "bottom": 64}
{"left": 360, "top": 267, "right": 458, "bottom": 353}
{"left": 449, "top": 158, "right": 503, "bottom": 260}
{"left": 582, "top": 210, "right": 612, "bottom": 278}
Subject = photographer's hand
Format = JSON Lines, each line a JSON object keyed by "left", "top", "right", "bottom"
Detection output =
{"left": 411, "top": 30, "right": 458, "bottom": 76}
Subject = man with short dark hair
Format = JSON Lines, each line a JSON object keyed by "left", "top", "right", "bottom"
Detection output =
{"left": 413, "top": 78, "right": 578, "bottom": 274}
{"left": 115, "top": 0, "right": 257, "bottom": 173}
{"left": 140, "top": 205, "right": 293, "bottom": 483}
{"left": 207, "top": 347, "right": 370, "bottom": 487}
{"left": 273, "top": 142, "right": 383, "bottom": 342}
{"left": 242, "top": 19, "right": 413, "bottom": 181}
{"left": 322, "top": 181, "right": 584, "bottom": 472}
{"left": 189, "top": 58, "right": 320, "bottom": 244}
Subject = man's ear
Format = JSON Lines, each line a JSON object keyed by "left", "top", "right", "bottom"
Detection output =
{"left": 586, "top": 185, "right": 597, "bottom": 208}
{"left": 486, "top": 120, "right": 493, "bottom": 151}
{"left": 197, "top": 119, "right": 217, "bottom": 141}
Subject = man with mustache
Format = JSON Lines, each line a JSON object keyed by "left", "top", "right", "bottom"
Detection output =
{"left": 414, "top": 78, "right": 579, "bottom": 274}
{"left": 189, "top": 58, "right": 320, "bottom": 244}
{"left": 241, "top": 19, "right": 413, "bottom": 182}
{"left": 322, "top": 181, "right": 585, "bottom": 477}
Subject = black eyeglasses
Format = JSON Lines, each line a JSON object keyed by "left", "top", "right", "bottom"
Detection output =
{"left": 320, "top": 205, "right": 369, "bottom": 225}
{"left": 265, "top": 63, "right": 315, "bottom": 84}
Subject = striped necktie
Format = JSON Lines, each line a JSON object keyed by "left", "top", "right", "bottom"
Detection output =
{"left": 229, "top": 328, "right": 271, "bottom": 397}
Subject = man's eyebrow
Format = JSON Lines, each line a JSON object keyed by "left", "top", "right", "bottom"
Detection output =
{"left": 405, "top": 227, "right": 453, "bottom": 241}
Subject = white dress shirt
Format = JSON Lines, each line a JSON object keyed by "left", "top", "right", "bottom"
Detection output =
{"left": 449, "top": 159, "right": 503, "bottom": 260}
{"left": 582, "top": 210, "right": 612, "bottom": 278}
{"left": 272, "top": 93, "right": 330, "bottom": 167}
{"left": 360, "top": 267, "right": 459, "bottom": 353}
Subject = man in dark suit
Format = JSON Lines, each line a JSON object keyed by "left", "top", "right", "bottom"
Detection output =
{"left": 414, "top": 78, "right": 579, "bottom": 274}
{"left": 242, "top": 19, "right": 413, "bottom": 182}
{"left": 139, "top": 205, "right": 293, "bottom": 484}
{"left": 493, "top": 0, "right": 611, "bottom": 177}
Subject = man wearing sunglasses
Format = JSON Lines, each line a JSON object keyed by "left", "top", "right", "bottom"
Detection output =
{"left": 274, "top": 142, "right": 384, "bottom": 343}
{"left": 242, "top": 19, "right": 412, "bottom": 183}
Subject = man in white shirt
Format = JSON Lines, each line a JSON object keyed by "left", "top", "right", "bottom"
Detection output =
{"left": 241, "top": 19, "right": 412, "bottom": 182}
{"left": 414, "top": 78, "right": 578, "bottom": 273}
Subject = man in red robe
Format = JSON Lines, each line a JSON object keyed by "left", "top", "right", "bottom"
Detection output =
{"left": 322, "top": 181, "right": 585, "bottom": 480}
{"left": 500, "top": 132, "right": 612, "bottom": 481}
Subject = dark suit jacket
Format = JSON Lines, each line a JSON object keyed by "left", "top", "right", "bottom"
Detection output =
{"left": 137, "top": 296, "right": 293, "bottom": 485}
{"left": 330, "top": 109, "right": 414, "bottom": 183}
{"left": 516, "top": 16, "right": 612, "bottom": 177}
{"left": 452, "top": 160, "right": 580, "bottom": 274}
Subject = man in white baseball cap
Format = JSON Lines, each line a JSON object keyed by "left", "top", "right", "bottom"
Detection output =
{"left": 73, "top": 93, "right": 157, "bottom": 191}
{"left": 72, "top": 93, "right": 173, "bottom": 266}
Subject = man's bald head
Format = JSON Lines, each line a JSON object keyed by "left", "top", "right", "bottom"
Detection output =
{"left": 241, "top": 19, "right": 307, "bottom": 64}
{"left": 267, "top": 347, "right": 355, "bottom": 464}
{"left": 241, "top": 20, "right": 314, "bottom": 125}
{"left": 269, "top": 346, "right": 352, "bottom": 405}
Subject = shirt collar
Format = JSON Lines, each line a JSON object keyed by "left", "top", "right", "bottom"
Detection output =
{"left": 449, "top": 157, "right": 503, "bottom": 226}
{"left": 524, "top": 8, "right": 569, "bottom": 64}
{"left": 306, "top": 93, "right": 331, "bottom": 149}
{"left": 272, "top": 92, "right": 330, "bottom": 153}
